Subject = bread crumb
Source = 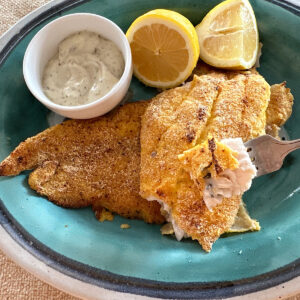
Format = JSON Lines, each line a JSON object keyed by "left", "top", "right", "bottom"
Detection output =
{"left": 160, "top": 223, "right": 174, "bottom": 235}
{"left": 95, "top": 208, "right": 114, "bottom": 222}
{"left": 120, "top": 224, "right": 130, "bottom": 229}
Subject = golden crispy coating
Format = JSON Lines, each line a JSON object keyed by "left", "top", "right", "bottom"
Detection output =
{"left": 199, "top": 73, "right": 270, "bottom": 141}
{"left": 0, "top": 102, "right": 164, "bottom": 224}
{"left": 194, "top": 61, "right": 294, "bottom": 139}
{"left": 178, "top": 138, "right": 239, "bottom": 180}
{"left": 266, "top": 82, "right": 294, "bottom": 137}
{"left": 140, "top": 73, "right": 270, "bottom": 251}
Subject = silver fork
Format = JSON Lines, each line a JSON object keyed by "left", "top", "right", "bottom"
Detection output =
{"left": 245, "top": 135, "right": 300, "bottom": 177}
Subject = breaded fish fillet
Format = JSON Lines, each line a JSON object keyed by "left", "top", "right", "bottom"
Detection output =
{"left": 0, "top": 63, "right": 293, "bottom": 234}
{"left": 0, "top": 102, "right": 164, "bottom": 224}
{"left": 140, "top": 73, "right": 270, "bottom": 251}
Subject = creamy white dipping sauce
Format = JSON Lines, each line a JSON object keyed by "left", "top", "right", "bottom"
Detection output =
{"left": 42, "top": 31, "right": 125, "bottom": 106}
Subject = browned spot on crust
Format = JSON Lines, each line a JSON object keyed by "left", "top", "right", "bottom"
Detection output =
{"left": 156, "top": 189, "right": 165, "bottom": 198}
{"left": 208, "top": 138, "right": 223, "bottom": 175}
{"left": 198, "top": 107, "right": 206, "bottom": 120}
{"left": 214, "top": 159, "right": 223, "bottom": 175}
{"left": 151, "top": 151, "right": 157, "bottom": 158}
{"left": 203, "top": 172, "right": 211, "bottom": 179}
{"left": 242, "top": 98, "right": 249, "bottom": 106}
{"left": 186, "top": 127, "right": 196, "bottom": 143}
{"left": 208, "top": 138, "right": 216, "bottom": 152}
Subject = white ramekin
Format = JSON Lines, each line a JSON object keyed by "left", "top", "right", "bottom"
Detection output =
{"left": 23, "top": 13, "right": 132, "bottom": 119}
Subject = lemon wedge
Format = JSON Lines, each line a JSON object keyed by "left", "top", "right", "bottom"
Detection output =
{"left": 195, "top": 0, "right": 259, "bottom": 70}
{"left": 126, "top": 9, "right": 200, "bottom": 88}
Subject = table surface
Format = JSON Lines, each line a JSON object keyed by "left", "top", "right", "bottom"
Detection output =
{"left": 0, "top": 0, "right": 299, "bottom": 299}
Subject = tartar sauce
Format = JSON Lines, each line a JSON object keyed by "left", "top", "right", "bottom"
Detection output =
{"left": 42, "top": 31, "right": 125, "bottom": 106}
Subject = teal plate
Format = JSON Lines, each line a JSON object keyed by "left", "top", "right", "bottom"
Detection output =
{"left": 0, "top": 0, "right": 299, "bottom": 298}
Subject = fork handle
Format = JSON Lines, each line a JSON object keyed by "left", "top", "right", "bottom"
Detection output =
{"left": 280, "top": 139, "right": 300, "bottom": 159}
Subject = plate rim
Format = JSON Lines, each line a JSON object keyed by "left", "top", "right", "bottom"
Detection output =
{"left": 0, "top": 0, "right": 299, "bottom": 299}
{"left": 2, "top": 213, "right": 300, "bottom": 300}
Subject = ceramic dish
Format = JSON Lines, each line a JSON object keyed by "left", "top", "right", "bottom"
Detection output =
{"left": 0, "top": 0, "right": 299, "bottom": 299}
{"left": 23, "top": 13, "right": 133, "bottom": 119}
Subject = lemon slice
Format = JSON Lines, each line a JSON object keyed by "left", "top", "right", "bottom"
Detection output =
{"left": 195, "top": 0, "right": 258, "bottom": 70}
{"left": 126, "top": 9, "right": 200, "bottom": 88}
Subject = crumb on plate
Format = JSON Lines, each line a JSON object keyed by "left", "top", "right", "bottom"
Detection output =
{"left": 96, "top": 208, "right": 114, "bottom": 222}
{"left": 120, "top": 224, "right": 130, "bottom": 229}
